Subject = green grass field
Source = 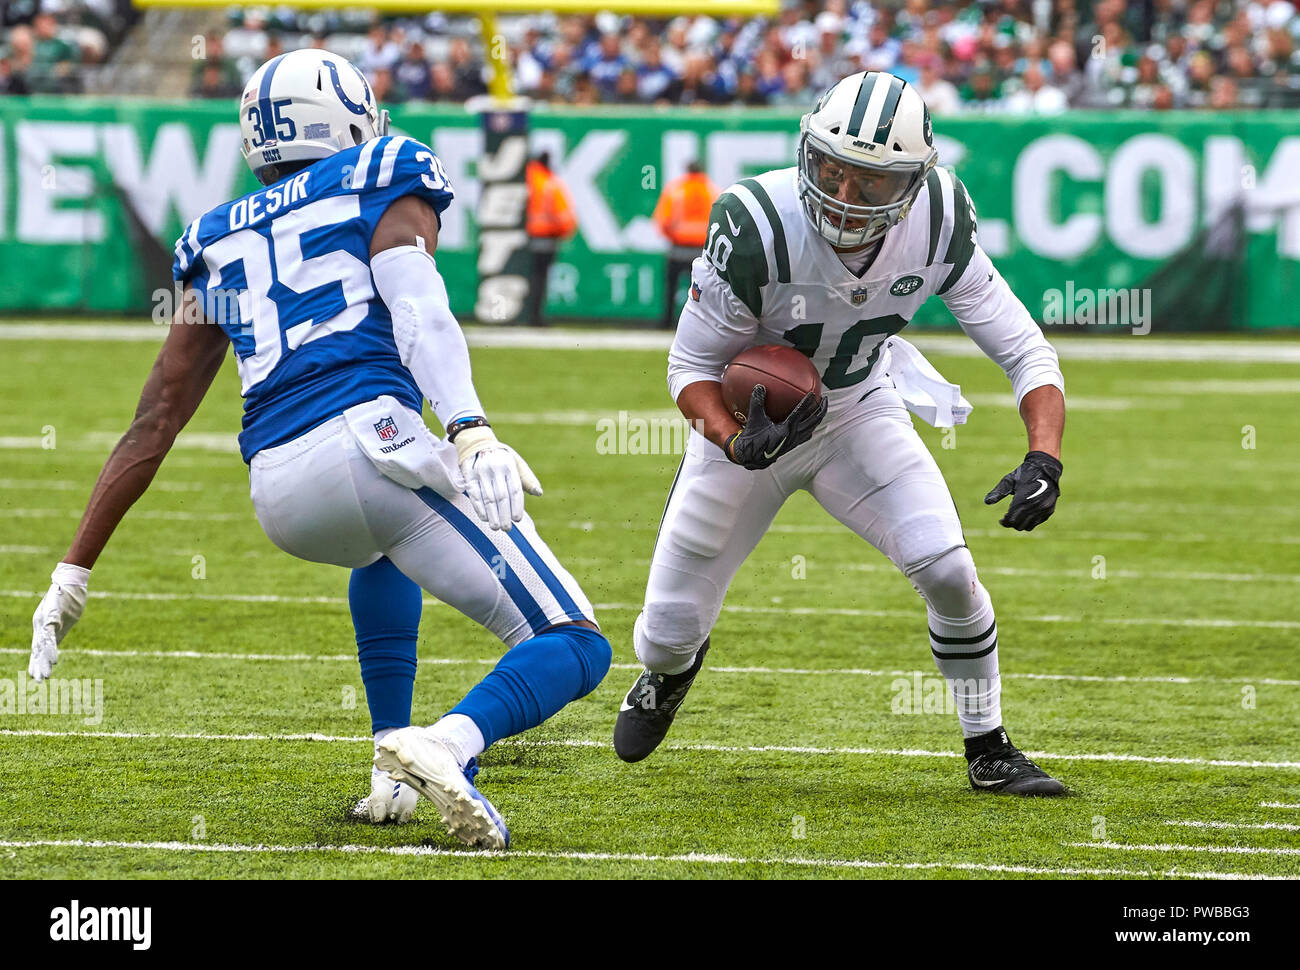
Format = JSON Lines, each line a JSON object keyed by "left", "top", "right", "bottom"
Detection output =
{"left": 1, "top": 323, "right": 1298, "bottom": 879}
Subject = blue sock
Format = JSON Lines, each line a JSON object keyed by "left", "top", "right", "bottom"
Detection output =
{"left": 349, "top": 557, "right": 422, "bottom": 734}
{"left": 449, "top": 625, "right": 611, "bottom": 748}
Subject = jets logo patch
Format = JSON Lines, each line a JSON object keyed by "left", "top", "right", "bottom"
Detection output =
{"left": 890, "top": 275, "right": 924, "bottom": 296}
{"left": 374, "top": 416, "right": 399, "bottom": 441}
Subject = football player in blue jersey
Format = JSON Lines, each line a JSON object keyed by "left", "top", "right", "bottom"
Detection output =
{"left": 26, "top": 50, "right": 611, "bottom": 850}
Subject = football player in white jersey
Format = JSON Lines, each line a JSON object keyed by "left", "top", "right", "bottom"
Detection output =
{"left": 614, "top": 72, "right": 1068, "bottom": 795}
{"left": 27, "top": 50, "right": 611, "bottom": 848}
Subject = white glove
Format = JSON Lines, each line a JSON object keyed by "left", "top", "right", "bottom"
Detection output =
{"left": 29, "top": 563, "right": 91, "bottom": 682}
{"left": 453, "top": 425, "right": 543, "bottom": 531}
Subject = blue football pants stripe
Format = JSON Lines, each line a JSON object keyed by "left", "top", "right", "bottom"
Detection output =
{"left": 505, "top": 525, "right": 584, "bottom": 620}
{"left": 413, "top": 488, "right": 549, "bottom": 635}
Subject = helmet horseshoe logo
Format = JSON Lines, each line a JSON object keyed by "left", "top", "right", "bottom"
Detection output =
{"left": 321, "top": 59, "right": 372, "bottom": 116}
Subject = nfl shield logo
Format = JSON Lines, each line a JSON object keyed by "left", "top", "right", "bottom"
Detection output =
{"left": 374, "top": 416, "right": 399, "bottom": 441}
{"left": 850, "top": 287, "right": 869, "bottom": 305}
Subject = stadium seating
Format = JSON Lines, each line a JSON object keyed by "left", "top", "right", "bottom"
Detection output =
{"left": 5, "top": 0, "right": 1300, "bottom": 110}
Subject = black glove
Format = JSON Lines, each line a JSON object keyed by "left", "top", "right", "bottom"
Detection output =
{"left": 724, "top": 385, "right": 828, "bottom": 470}
{"left": 984, "top": 450, "right": 1062, "bottom": 531}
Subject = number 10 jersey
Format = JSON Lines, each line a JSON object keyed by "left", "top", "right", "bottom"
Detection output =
{"left": 667, "top": 164, "right": 1061, "bottom": 418}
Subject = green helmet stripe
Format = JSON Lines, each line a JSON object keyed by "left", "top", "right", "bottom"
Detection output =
{"left": 846, "top": 72, "right": 878, "bottom": 138}
{"left": 871, "top": 75, "right": 906, "bottom": 146}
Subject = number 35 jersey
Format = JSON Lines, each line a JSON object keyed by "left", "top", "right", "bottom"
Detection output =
{"left": 172, "top": 135, "right": 453, "bottom": 462}
{"left": 667, "top": 165, "right": 1063, "bottom": 417}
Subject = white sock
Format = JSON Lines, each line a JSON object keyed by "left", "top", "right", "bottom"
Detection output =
{"left": 373, "top": 727, "right": 399, "bottom": 774}
{"left": 427, "top": 713, "right": 485, "bottom": 768}
{"left": 927, "top": 599, "right": 1002, "bottom": 739}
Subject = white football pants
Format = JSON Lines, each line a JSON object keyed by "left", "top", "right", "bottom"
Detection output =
{"left": 249, "top": 412, "right": 594, "bottom": 647}
{"left": 635, "top": 387, "right": 1001, "bottom": 735}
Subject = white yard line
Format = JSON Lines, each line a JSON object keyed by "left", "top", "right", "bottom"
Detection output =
{"left": 0, "top": 433, "right": 241, "bottom": 453}
{"left": 562, "top": 519, "right": 1300, "bottom": 545}
{"left": 2, "top": 588, "right": 1297, "bottom": 631}
{"left": 0, "top": 646, "right": 488, "bottom": 666}
{"left": 1146, "top": 379, "right": 1300, "bottom": 394}
{"left": 838, "top": 561, "right": 1300, "bottom": 584}
{"left": 1261, "top": 802, "right": 1300, "bottom": 810}
{"left": 1, "top": 729, "right": 1296, "bottom": 770}
{"left": 9, "top": 539, "right": 1298, "bottom": 586}
{"left": 1165, "top": 820, "right": 1300, "bottom": 832}
{"left": 569, "top": 556, "right": 1300, "bottom": 585}
{"left": 0, "top": 588, "right": 353, "bottom": 606}
{"left": 616, "top": 600, "right": 1300, "bottom": 630}
{"left": 1068, "top": 841, "right": 1300, "bottom": 857}
{"left": 1, "top": 645, "right": 1294, "bottom": 687}
{"left": 5, "top": 508, "right": 253, "bottom": 522}
{"left": 6, "top": 323, "right": 1300, "bottom": 364}
{"left": 27, "top": 506, "right": 1299, "bottom": 544}
{"left": 0, "top": 837, "right": 1286, "bottom": 878}
{"left": 0, "top": 478, "right": 206, "bottom": 492}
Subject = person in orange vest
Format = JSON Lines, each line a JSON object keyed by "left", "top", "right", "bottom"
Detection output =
{"left": 653, "top": 160, "right": 720, "bottom": 328}
{"left": 524, "top": 151, "right": 577, "bottom": 326}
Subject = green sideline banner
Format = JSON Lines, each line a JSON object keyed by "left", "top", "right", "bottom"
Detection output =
{"left": 0, "top": 96, "right": 1296, "bottom": 329}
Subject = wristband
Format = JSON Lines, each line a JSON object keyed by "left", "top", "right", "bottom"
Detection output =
{"left": 446, "top": 416, "right": 490, "bottom": 443}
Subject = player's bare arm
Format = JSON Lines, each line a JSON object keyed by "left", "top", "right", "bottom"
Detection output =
{"left": 674, "top": 379, "right": 739, "bottom": 451}
{"left": 29, "top": 291, "right": 228, "bottom": 681}
{"left": 66, "top": 291, "right": 229, "bottom": 568}
{"left": 369, "top": 192, "right": 441, "bottom": 257}
{"left": 1020, "top": 383, "right": 1065, "bottom": 460}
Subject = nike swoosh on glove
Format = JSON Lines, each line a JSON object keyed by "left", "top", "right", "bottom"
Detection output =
{"left": 30, "top": 563, "right": 91, "bottom": 682}
{"left": 453, "top": 425, "right": 543, "bottom": 531}
{"left": 725, "top": 385, "right": 828, "bottom": 471}
{"left": 984, "top": 450, "right": 1063, "bottom": 531}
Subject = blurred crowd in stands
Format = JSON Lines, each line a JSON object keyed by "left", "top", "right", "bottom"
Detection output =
{"left": 4, "top": 1, "right": 1300, "bottom": 110}
{"left": 0, "top": 0, "right": 135, "bottom": 93}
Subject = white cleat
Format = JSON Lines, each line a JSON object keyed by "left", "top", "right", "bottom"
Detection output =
{"left": 374, "top": 727, "right": 510, "bottom": 850}
{"left": 351, "top": 764, "right": 419, "bottom": 824}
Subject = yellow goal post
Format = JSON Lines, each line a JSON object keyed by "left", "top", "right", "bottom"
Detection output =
{"left": 132, "top": 0, "right": 781, "bottom": 99}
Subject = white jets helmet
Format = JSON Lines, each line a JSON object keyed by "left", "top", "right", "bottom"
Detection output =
{"left": 798, "top": 71, "right": 938, "bottom": 249}
{"left": 239, "top": 49, "right": 389, "bottom": 185}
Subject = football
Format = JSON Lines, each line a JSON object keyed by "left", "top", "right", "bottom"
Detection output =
{"left": 721, "top": 344, "right": 823, "bottom": 424}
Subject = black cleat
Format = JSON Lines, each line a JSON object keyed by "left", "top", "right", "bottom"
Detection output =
{"left": 613, "top": 638, "right": 710, "bottom": 763}
{"left": 965, "top": 727, "right": 1066, "bottom": 796}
